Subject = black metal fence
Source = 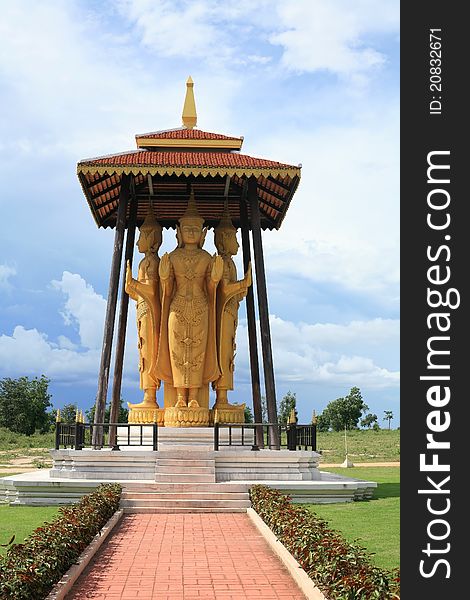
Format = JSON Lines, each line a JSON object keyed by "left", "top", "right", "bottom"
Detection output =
{"left": 213, "top": 422, "right": 316, "bottom": 451}
{"left": 55, "top": 422, "right": 158, "bottom": 451}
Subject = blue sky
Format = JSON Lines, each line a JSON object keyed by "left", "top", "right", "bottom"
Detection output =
{"left": 0, "top": 0, "right": 399, "bottom": 426}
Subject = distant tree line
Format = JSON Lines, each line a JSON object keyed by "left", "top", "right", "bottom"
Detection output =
{"left": 244, "top": 386, "right": 395, "bottom": 431}
{"left": 0, "top": 375, "right": 128, "bottom": 436}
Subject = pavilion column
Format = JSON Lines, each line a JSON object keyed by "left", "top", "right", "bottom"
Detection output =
{"left": 92, "top": 174, "right": 131, "bottom": 448}
{"left": 108, "top": 193, "right": 138, "bottom": 449}
{"left": 248, "top": 176, "right": 280, "bottom": 449}
{"left": 239, "top": 187, "right": 264, "bottom": 449}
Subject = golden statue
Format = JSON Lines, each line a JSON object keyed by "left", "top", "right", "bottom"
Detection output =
{"left": 125, "top": 209, "right": 163, "bottom": 422}
{"left": 155, "top": 191, "right": 223, "bottom": 420}
{"left": 213, "top": 206, "right": 252, "bottom": 414}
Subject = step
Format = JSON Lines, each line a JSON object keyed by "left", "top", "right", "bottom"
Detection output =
{"left": 122, "top": 483, "right": 249, "bottom": 493}
{"left": 156, "top": 458, "right": 215, "bottom": 467}
{"left": 157, "top": 449, "right": 213, "bottom": 458}
{"left": 156, "top": 465, "right": 215, "bottom": 475}
{"left": 155, "top": 473, "right": 216, "bottom": 483}
{"left": 120, "top": 498, "right": 251, "bottom": 509}
{"left": 121, "top": 507, "right": 248, "bottom": 513}
{"left": 121, "top": 491, "right": 249, "bottom": 500}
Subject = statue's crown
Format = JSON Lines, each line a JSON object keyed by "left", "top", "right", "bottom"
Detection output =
{"left": 140, "top": 207, "right": 161, "bottom": 231}
{"left": 216, "top": 202, "right": 236, "bottom": 232}
{"left": 180, "top": 189, "right": 204, "bottom": 226}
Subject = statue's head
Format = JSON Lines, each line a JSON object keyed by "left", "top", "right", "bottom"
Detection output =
{"left": 214, "top": 204, "right": 239, "bottom": 256}
{"left": 178, "top": 189, "right": 206, "bottom": 247}
{"left": 137, "top": 208, "right": 162, "bottom": 253}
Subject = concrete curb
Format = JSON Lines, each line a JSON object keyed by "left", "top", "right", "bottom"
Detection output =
{"left": 247, "top": 508, "right": 328, "bottom": 600}
{"left": 46, "top": 509, "right": 124, "bottom": 600}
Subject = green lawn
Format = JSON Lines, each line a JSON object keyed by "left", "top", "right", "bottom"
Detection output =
{"left": 306, "top": 467, "right": 400, "bottom": 572}
{"left": 316, "top": 429, "right": 400, "bottom": 464}
{"left": 0, "top": 504, "right": 61, "bottom": 556}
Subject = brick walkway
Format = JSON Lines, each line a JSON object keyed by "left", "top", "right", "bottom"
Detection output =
{"left": 66, "top": 513, "right": 306, "bottom": 600}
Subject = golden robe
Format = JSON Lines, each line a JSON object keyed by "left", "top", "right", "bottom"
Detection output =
{"left": 156, "top": 247, "right": 220, "bottom": 388}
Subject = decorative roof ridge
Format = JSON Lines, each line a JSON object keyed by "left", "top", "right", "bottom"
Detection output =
{"left": 135, "top": 127, "right": 186, "bottom": 137}
{"left": 78, "top": 149, "right": 299, "bottom": 168}
{"left": 78, "top": 149, "right": 140, "bottom": 164}
{"left": 135, "top": 128, "right": 243, "bottom": 141}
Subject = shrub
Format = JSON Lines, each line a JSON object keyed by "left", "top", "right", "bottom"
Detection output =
{"left": 250, "top": 485, "right": 400, "bottom": 599}
{"left": 0, "top": 483, "right": 122, "bottom": 600}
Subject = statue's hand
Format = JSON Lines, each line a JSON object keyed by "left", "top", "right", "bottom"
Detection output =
{"left": 125, "top": 260, "right": 133, "bottom": 290}
{"left": 159, "top": 253, "right": 171, "bottom": 280}
{"left": 245, "top": 262, "right": 252, "bottom": 288}
{"left": 211, "top": 255, "right": 224, "bottom": 283}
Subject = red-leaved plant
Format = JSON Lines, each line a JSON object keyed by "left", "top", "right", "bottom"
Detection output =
{"left": 0, "top": 483, "right": 121, "bottom": 600}
{"left": 250, "top": 485, "right": 400, "bottom": 600}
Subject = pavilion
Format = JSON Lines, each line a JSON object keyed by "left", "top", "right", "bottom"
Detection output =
{"left": 77, "top": 78, "right": 301, "bottom": 449}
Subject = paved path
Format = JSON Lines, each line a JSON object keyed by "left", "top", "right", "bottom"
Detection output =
{"left": 66, "top": 513, "right": 306, "bottom": 600}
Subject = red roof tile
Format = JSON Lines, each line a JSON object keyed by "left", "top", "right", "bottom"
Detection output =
{"left": 79, "top": 150, "right": 297, "bottom": 171}
{"left": 135, "top": 128, "right": 242, "bottom": 141}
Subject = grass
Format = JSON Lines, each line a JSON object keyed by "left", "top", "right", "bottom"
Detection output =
{"left": 306, "top": 466, "right": 400, "bottom": 571}
{"left": 0, "top": 504, "right": 61, "bottom": 556}
{"left": 316, "top": 429, "right": 400, "bottom": 463}
{"left": 0, "top": 428, "right": 55, "bottom": 451}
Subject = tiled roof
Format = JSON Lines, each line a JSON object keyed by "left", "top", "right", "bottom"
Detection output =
{"left": 77, "top": 136, "right": 301, "bottom": 231}
{"left": 79, "top": 150, "right": 297, "bottom": 172}
{"left": 135, "top": 128, "right": 242, "bottom": 142}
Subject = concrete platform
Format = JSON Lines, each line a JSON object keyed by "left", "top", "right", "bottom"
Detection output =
{"left": 0, "top": 466, "right": 377, "bottom": 506}
{"left": 0, "top": 428, "right": 377, "bottom": 506}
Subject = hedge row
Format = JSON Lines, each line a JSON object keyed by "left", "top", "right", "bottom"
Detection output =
{"left": 250, "top": 485, "right": 400, "bottom": 600}
{"left": 0, "top": 483, "right": 122, "bottom": 600}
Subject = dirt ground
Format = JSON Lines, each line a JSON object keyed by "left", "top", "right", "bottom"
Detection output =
{"left": 0, "top": 448, "right": 53, "bottom": 473}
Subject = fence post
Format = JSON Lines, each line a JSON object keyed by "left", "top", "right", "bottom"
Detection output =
{"left": 287, "top": 424, "right": 297, "bottom": 451}
{"left": 251, "top": 424, "right": 260, "bottom": 451}
{"left": 111, "top": 423, "right": 120, "bottom": 451}
{"left": 55, "top": 422, "right": 60, "bottom": 450}
{"left": 152, "top": 423, "right": 158, "bottom": 451}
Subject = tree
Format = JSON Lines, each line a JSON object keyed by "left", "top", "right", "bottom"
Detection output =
{"left": 278, "top": 391, "right": 296, "bottom": 425}
{"left": 317, "top": 387, "right": 368, "bottom": 432}
{"left": 0, "top": 375, "right": 52, "bottom": 435}
{"left": 316, "top": 412, "right": 331, "bottom": 432}
{"left": 86, "top": 398, "right": 129, "bottom": 424}
{"left": 52, "top": 403, "right": 79, "bottom": 424}
{"left": 361, "top": 413, "right": 378, "bottom": 429}
{"left": 383, "top": 410, "right": 394, "bottom": 430}
{"left": 244, "top": 405, "right": 254, "bottom": 423}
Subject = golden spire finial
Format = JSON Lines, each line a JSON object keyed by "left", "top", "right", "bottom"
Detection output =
{"left": 288, "top": 407, "right": 297, "bottom": 424}
{"left": 182, "top": 76, "right": 197, "bottom": 129}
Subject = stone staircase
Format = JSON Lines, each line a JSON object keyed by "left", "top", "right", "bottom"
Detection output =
{"left": 120, "top": 445, "right": 251, "bottom": 513}
{"left": 155, "top": 445, "right": 216, "bottom": 483}
{"left": 120, "top": 482, "right": 250, "bottom": 513}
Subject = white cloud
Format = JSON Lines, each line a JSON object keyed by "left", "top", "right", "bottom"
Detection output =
{"left": 51, "top": 272, "right": 106, "bottom": 350}
{"left": 271, "top": 0, "right": 398, "bottom": 77}
{"left": 235, "top": 315, "right": 399, "bottom": 389}
{"left": 254, "top": 109, "right": 399, "bottom": 307}
{"left": 0, "top": 325, "right": 100, "bottom": 382}
{"left": 0, "top": 264, "right": 16, "bottom": 289}
{"left": 119, "top": 0, "right": 224, "bottom": 59}
{"left": 0, "top": 270, "right": 141, "bottom": 387}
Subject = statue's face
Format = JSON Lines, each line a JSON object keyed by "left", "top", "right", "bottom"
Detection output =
{"left": 137, "top": 229, "right": 161, "bottom": 253}
{"left": 137, "top": 230, "right": 150, "bottom": 253}
{"left": 224, "top": 230, "right": 239, "bottom": 255}
{"left": 180, "top": 221, "right": 202, "bottom": 245}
